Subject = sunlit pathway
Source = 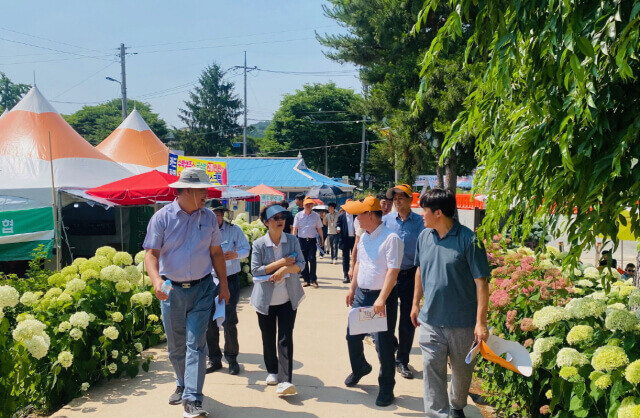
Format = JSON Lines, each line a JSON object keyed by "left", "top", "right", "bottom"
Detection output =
{"left": 53, "top": 258, "right": 484, "bottom": 417}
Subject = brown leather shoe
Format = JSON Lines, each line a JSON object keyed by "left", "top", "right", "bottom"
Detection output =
{"left": 302, "top": 283, "right": 310, "bottom": 287}
{"left": 312, "top": 282, "right": 319, "bottom": 288}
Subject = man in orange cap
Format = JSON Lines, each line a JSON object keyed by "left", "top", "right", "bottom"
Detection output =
{"left": 343, "top": 196, "right": 403, "bottom": 407}
{"left": 292, "top": 196, "right": 324, "bottom": 287}
{"left": 383, "top": 183, "right": 425, "bottom": 379}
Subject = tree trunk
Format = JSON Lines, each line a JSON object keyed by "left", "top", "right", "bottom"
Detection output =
{"left": 436, "top": 136, "right": 444, "bottom": 188}
{"left": 445, "top": 151, "right": 457, "bottom": 195}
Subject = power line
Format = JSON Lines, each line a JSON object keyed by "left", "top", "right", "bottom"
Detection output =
{"left": 256, "top": 68, "right": 358, "bottom": 76}
{"left": 130, "top": 25, "right": 340, "bottom": 49}
{"left": 0, "top": 36, "right": 115, "bottom": 62}
{"left": 247, "top": 139, "right": 385, "bottom": 157}
{"left": 0, "top": 26, "right": 106, "bottom": 53}
{"left": 51, "top": 61, "right": 117, "bottom": 100}
{"left": 133, "top": 37, "right": 316, "bottom": 55}
{"left": 1, "top": 54, "right": 115, "bottom": 66}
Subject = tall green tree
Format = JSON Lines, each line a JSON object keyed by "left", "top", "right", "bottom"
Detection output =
{"left": 318, "top": 0, "right": 476, "bottom": 190}
{"left": 0, "top": 72, "right": 30, "bottom": 112}
{"left": 178, "top": 63, "right": 242, "bottom": 156}
{"left": 418, "top": 0, "right": 640, "bottom": 261}
{"left": 64, "top": 99, "right": 168, "bottom": 145}
{"left": 263, "top": 83, "right": 365, "bottom": 178}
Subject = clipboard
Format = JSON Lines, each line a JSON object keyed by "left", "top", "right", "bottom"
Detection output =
{"left": 348, "top": 306, "right": 387, "bottom": 335}
{"left": 253, "top": 273, "right": 290, "bottom": 283}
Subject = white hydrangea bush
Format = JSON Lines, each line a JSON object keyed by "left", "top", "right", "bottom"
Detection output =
{"left": 0, "top": 246, "right": 161, "bottom": 415}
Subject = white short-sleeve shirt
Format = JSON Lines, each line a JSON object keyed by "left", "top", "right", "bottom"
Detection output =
{"left": 356, "top": 224, "right": 403, "bottom": 290}
{"left": 264, "top": 233, "right": 290, "bottom": 306}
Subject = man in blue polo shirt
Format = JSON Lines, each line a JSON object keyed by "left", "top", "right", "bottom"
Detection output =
{"left": 144, "top": 168, "right": 230, "bottom": 418}
{"left": 410, "top": 188, "right": 490, "bottom": 418}
{"left": 383, "top": 183, "right": 424, "bottom": 379}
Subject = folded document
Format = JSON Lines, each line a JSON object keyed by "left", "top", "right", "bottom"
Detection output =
{"left": 348, "top": 306, "right": 387, "bottom": 335}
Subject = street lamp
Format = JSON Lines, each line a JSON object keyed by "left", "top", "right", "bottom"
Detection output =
{"left": 105, "top": 76, "right": 127, "bottom": 120}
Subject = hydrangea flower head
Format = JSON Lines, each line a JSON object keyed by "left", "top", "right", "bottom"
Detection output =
{"left": 583, "top": 267, "right": 600, "bottom": 279}
{"left": 624, "top": 360, "right": 640, "bottom": 385}
{"left": 95, "top": 246, "right": 117, "bottom": 261}
{"left": 101, "top": 265, "right": 126, "bottom": 282}
{"left": 61, "top": 265, "right": 78, "bottom": 276}
{"left": 111, "top": 312, "right": 124, "bottom": 322}
{"left": 108, "top": 363, "right": 117, "bottom": 374}
{"left": 591, "top": 345, "right": 629, "bottom": 371}
{"left": 20, "top": 291, "right": 40, "bottom": 307}
{"left": 124, "top": 266, "right": 141, "bottom": 284}
{"left": 594, "top": 374, "right": 612, "bottom": 389}
{"left": 0, "top": 285, "right": 19, "bottom": 309}
{"left": 58, "top": 351, "right": 73, "bottom": 368}
{"left": 23, "top": 333, "right": 50, "bottom": 359}
{"left": 113, "top": 251, "right": 133, "bottom": 266}
{"left": 58, "top": 321, "right": 72, "bottom": 332}
{"left": 65, "top": 278, "right": 86, "bottom": 294}
{"left": 566, "top": 325, "right": 594, "bottom": 345}
{"left": 69, "top": 328, "right": 83, "bottom": 340}
{"left": 130, "top": 292, "right": 153, "bottom": 307}
{"left": 556, "top": 347, "right": 589, "bottom": 367}
{"left": 533, "top": 337, "right": 562, "bottom": 354}
{"left": 618, "top": 397, "right": 640, "bottom": 418}
{"left": 134, "top": 250, "right": 145, "bottom": 264}
{"left": 69, "top": 311, "right": 91, "bottom": 329}
{"left": 103, "top": 326, "right": 119, "bottom": 340}
{"left": 12, "top": 319, "right": 47, "bottom": 342}
{"left": 81, "top": 382, "right": 90, "bottom": 391}
{"left": 533, "top": 306, "right": 567, "bottom": 329}
{"left": 605, "top": 309, "right": 639, "bottom": 332}
{"left": 559, "top": 366, "right": 579, "bottom": 381}
{"left": 565, "top": 297, "right": 606, "bottom": 319}
{"left": 115, "top": 280, "right": 131, "bottom": 293}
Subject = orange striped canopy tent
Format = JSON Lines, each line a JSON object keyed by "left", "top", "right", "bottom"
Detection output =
{"left": 96, "top": 108, "right": 169, "bottom": 174}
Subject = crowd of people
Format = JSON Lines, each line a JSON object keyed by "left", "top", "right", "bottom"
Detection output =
{"left": 143, "top": 167, "right": 490, "bottom": 418}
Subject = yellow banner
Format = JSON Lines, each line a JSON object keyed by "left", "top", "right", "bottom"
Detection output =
{"left": 168, "top": 153, "right": 227, "bottom": 186}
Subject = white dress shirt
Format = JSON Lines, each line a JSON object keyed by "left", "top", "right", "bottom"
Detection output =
{"left": 356, "top": 223, "right": 403, "bottom": 290}
{"left": 293, "top": 210, "right": 323, "bottom": 238}
{"left": 264, "top": 232, "right": 290, "bottom": 306}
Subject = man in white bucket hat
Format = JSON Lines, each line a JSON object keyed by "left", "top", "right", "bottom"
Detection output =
{"left": 144, "top": 167, "right": 230, "bottom": 418}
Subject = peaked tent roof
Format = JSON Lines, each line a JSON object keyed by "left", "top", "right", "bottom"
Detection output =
{"left": 96, "top": 108, "right": 169, "bottom": 174}
{"left": 0, "top": 108, "right": 7, "bottom": 119}
{"left": 247, "top": 184, "right": 285, "bottom": 196}
{"left": 0, "top": 86, "right": 133, "bottom": 203}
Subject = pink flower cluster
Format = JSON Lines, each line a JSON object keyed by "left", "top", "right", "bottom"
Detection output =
{"left": 490, "top": 289, "right": 511, "bottom": 308}
{"left": 520, "top": 318, "right": 536, "bottom": 332}
{"left": 506, "top": 310, "right": 517, "bottom": 332}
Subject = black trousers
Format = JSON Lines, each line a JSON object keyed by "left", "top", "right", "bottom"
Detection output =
{"left": 257, "top": 301, "right": 297, "bottom": 383}
{"left": 206, "top": 274, "right": 240, "bottom": 362}
{"left": 395, "top": 267, "right": 417, "bottom": 366}
{"left": 299, "top": 237, "right": 317, "bottom": 284}
{"left": 341, "top": 236, "right": 355, "bottom": 279}
{"left": 347, "top": 287, "right": 398, "bottom": 393}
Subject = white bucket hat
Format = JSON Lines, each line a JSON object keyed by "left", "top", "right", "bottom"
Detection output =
{"left": 169, "top": 168, "right": 212, "bottom": 188}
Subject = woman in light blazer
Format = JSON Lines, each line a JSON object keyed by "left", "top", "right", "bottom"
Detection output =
{"left": 250, "top": 203, "right": 306, "bottom": 396}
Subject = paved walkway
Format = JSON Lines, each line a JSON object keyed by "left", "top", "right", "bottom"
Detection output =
{"left": 54, "top": 258, "right": 484, "bottom": 418}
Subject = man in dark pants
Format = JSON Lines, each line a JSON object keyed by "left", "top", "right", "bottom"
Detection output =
{"left": 206, "top": 200, "right": 250, "bottom": 376}
{"left": 383, "top": 184, "right": 425, "bottom": 379}
{"left": 337, "top": 203, "right": 356, "bottom": 283}
{"left": 343, "top": 196, "right": 404, "bottom": 407}
{"left": 292, "top": 196, "right": 323, "bottom": 288}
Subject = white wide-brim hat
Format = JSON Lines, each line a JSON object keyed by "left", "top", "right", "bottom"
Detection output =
{"left": 169, "top": 167, "right": 212, "bottom": 188}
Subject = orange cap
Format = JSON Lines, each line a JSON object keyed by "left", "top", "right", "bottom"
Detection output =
{"left": 342, "top": 196, "right": 382, "bottom": 214}
{"left": 303, "top": 196, "right": 316, "bottom": 206}
{"left": 386, "top": 183, "right": 413, "bottom": 199}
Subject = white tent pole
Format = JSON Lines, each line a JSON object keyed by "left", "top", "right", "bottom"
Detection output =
{"left": 120, "top": 207, "right": 124, "bottom": 251}
{"left": 48, "top": 132, "right": 61, "bottom": 270}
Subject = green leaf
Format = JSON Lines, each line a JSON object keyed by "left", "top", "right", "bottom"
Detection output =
{"left": 576, "top": 37, "right": 595, "bottom": 58}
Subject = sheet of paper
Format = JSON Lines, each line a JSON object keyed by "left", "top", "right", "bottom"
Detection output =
{"left": 252, "top": 273, "right": 290, "bottom": 283}
{"left": 212, "top": 296, "right": 225, "bottom": 327}
{"left": 348, "top": 306, "right": 387, "bottom": 335}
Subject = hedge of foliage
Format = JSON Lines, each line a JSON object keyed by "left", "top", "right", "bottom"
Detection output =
{"left": 481, "top": 238, "right": 640, "bottom": 417}
{"left": 0, "top": 246, "right": 162, "bottom": 417}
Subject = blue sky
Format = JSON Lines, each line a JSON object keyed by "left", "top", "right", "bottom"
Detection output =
{"left": 0, "top": 1, "right": 360, "bottom": 127}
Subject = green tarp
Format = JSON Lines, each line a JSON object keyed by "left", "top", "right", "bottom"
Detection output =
{"left": 0, "top": 206, "right": 54, "bottom": 261}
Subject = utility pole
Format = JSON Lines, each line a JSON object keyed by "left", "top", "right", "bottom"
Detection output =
{"left": 243, "top": 51, "right": 247, "bottom": 156}
{"left": 231, "top": 52, "right": 257, "bottom": 157}
{"left": 324, "top": 137, "right": 328, "bottom": 176}
{"left": 360, "top": 116, "right": 366, "bottom": 189}
{"left": 120, "top": 43, "right": 127, "bottom": 120}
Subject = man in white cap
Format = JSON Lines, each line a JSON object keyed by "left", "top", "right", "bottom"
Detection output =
{"left": 144, "top": 167, "right": 230, "bottom": 418}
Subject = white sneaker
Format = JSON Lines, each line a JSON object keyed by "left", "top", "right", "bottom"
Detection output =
{"left": 266, "top": 374, "right": 278, "bottom": 386}
{"left": 276, "top": 382, "right": 297, "bottom": 395}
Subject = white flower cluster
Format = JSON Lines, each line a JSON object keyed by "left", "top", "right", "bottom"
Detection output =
{"left": 532, "top": 306, "right": 567, "bottom": 329}
{"left": 583, "top": 267, "right": 600, "bottom": 279}
{"left": 0, "top": 285, "right": 19, "bottom": 309}
{"left": 130, "top": 292, "right": 153, "bottom": 307}
{"left": 65, "top": 278, "right": 86, "bottom": 294}
{"left": 565, "top": 297, "right": 606, "bottom": 319}
{"left": 103, "top": 326, "right": 119, "bottom": 340}
{"left": 12, "top": 319, "right": 50, "bottom": 359}
{"left": 100, "top": 265, "right": 126, "bottom": 282}
{"left": 58, "top": 351, "right": 73, "bottom": 368}
{"left": 69, "top": 311, "right": 91, "bottom": 329}
{"left": 112, "top": 312, "right": 124, "bottom": 322}
{"left": 20, "top": 291, "right": 41, "bottom": 307}
{"left": 556, "top": 347, "right": 589, "bottom": 367}
{"left": 134, "top": 250, "right": 145, "bottom": 264}
{"left": 113, "top": 251, "right": 133, "bottom": 266}
{"left": 575, "top": 279, "right": 594, "bottom": 288}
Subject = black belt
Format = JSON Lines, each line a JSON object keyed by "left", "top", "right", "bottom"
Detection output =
{"left": 163, "top": 273, "right": 211, "bottom": 289}
{"left": 360, "top": 288, "right": 382, "bottom": 294}
{"left": 300, "top": 237, "right": 316, "bottom": 241}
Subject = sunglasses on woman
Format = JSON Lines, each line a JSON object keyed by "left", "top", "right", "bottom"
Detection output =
{"left": 271, "top": 214, "right": 287, "bottom": 221}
